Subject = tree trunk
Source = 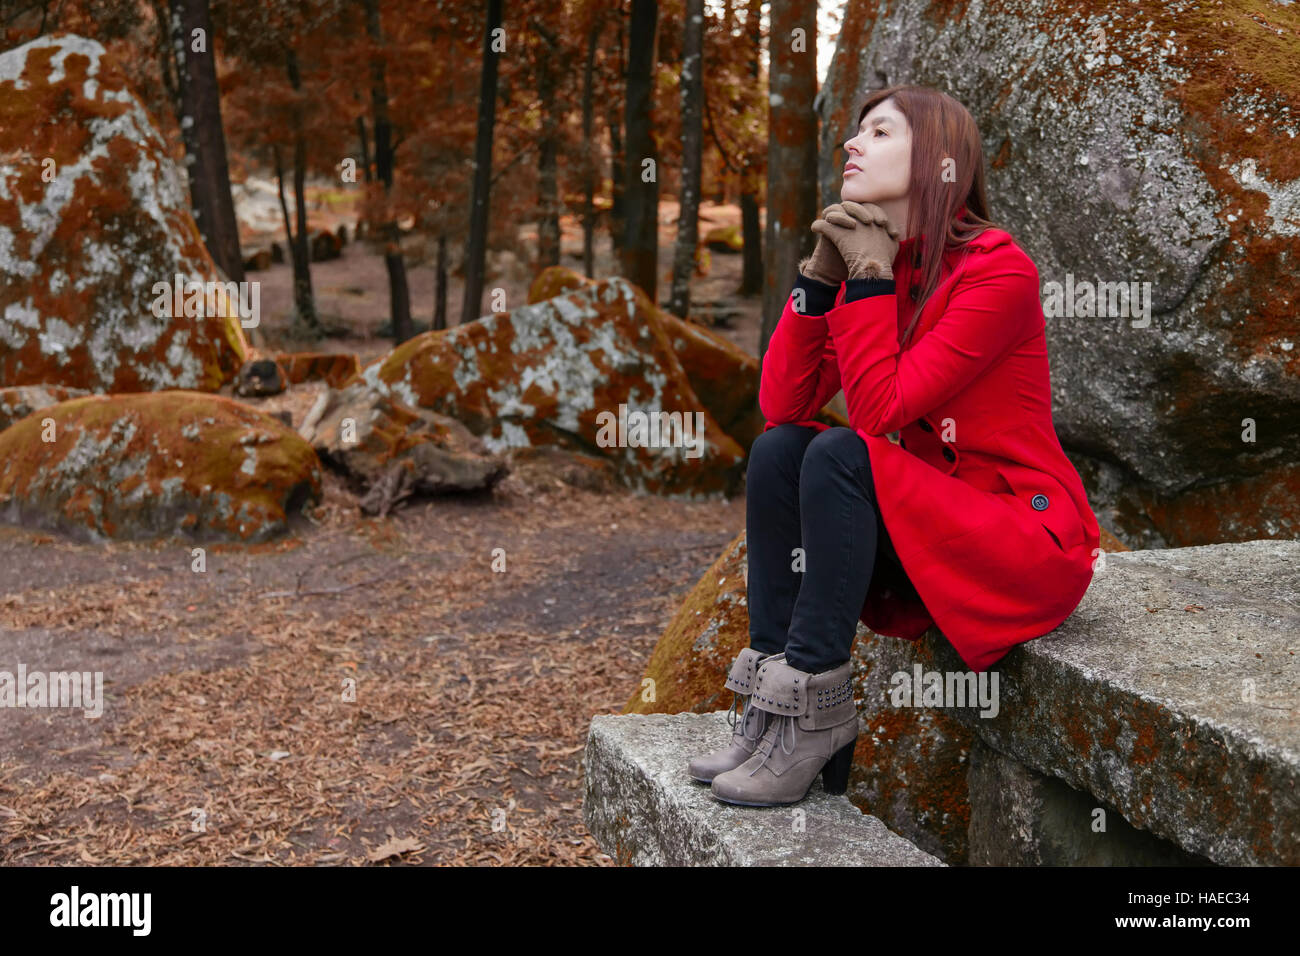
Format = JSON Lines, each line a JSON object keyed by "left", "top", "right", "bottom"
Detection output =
{"left": 739, "top": 0, "right": 763, "bottom": 296}
{"left": 533, "top": 19, "right": 562, "bottom": 270}
{"left": 461, "top": 0, "right": 503, "bottom": 325}
{"left": 740, "top": 191, "right": 762, "bottom": 294}
{"left": 433, "top": 233, "right": 448, "bottom": 332}
{"left": 533, "top": 22, "right": 564, "bottom": 269}
{"left": 606, "top": 101, "right": 625, "bottom": 263}
{"left": 365, "top": 0, "right": 413, "bottom": 343}
{"left": 606, "top": 8, "right": 627, "bottom": 262}
{"left": 758, "top": 0, "right": 818, "bottom": 361}
{"left": 621, "top": 0, "right": 659, "bottom": 302}
{"left": 667, "top": 0, "right": 703, "bottom": 317}
{"left": 168, "top": 0, "right": 244, "bottom": 282}
{"left": 580, "top": 14, "right": 602, "bottom": 278}
{"left": 274, "top": 144, "right": 316, "bottom": 341}
{"left": 356, "top": 114, "right": 373, "bottom": 183}
{"left": 285, "top": 47, "right": 322, "bottom": 338}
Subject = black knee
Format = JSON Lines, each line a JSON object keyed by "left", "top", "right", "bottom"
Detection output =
{"left": 799, "top": 427, "right": 876, "bottom": 500}
{"left": 748, "top": 424, "right": 817, "bottom": 482}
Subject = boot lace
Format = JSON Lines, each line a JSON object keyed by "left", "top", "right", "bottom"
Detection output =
{"left": 726, "top": 692, "right": 765, "bottom": 745}
{"left": 747, "top": 711, "right": 797, "bottom": 776}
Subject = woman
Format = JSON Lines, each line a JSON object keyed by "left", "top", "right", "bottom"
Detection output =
{"left": 689, "top": 85, "right": 1102, "bottom": 808}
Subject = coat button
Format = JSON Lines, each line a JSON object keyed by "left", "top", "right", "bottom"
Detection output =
{"left": 918, "top": 419, "right": 933, "bottom": 432}
{"left": 1031, "top": 493, "right": 1049, "bottom": 510}
{"left": 942, "top": 446, "right": 956, "bottom": 462}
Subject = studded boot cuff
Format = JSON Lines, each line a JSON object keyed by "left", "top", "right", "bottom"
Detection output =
{"left": 749, "top": 658, "right": 857, "bottom": 731}
{"left": 722, "top": 647, "right": 768, "bottom": 696}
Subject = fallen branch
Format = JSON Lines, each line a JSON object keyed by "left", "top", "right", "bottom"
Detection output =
{"left": 257, "top": 575, "right": 386, "bottom": 600}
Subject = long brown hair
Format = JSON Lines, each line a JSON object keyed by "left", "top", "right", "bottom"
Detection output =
{"left": 853, "top": 86, "right": 1000, "bottom": 347}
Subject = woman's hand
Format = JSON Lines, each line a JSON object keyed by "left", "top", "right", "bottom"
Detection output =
{"left": 811, "top": 201, "right": 901, "bottom": 280}
{"left": 798, "top": 204, "right": 856, "bottom": 287}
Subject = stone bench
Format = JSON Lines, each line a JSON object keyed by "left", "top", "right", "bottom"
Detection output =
{"left": 582, "top": 711, "right": 945, "bottom": 866}
{"left": 589, "top": 538, "right": 1298, "bottom": 866}
{"left": 935, "top": 539, "right": 1300, "bottom": 866}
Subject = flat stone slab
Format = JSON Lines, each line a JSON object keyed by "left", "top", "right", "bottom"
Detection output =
{"left": 943, "top": 539, "right": 1300, "bottom": 865}
{"left": 583, "top": 711, "right": 945, "bottom": 866}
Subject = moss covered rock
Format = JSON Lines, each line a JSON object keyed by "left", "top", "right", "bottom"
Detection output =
{"left": 528, "top": 266, "right": 588, "bottom": 303}
{"left": 360, "top": 275, "right": 746, "bottom": 496}
{"left": 703, "top": 224, "right": 743, "bottom": 253}
{"left": 0, "top": 390, "right": 322, "bottom": 542}
{"left": 279, "top": 352, "right": 361, "bottom": 389}
{"left": 0, "top": 385, "right": 90, "bottom": 432}
{"left": 623, "top": 530, "right": 751, "bottom": 715}
{"left": 528, "top": 266, "right": 768, "bottom": 450}
{"left": 0, "top": 34, "right": 249, "bottom": 394}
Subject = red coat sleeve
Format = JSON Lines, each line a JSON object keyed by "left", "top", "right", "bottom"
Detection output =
{"left": 758, "top": 292, "right": 844, "bottom": 426}
{"left": 824, "top": 249, "right": 1039, "bottom": 436}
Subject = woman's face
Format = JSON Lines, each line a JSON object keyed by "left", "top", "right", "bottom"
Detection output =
{"left": 841, "top": 97, "right": 912, "bottom": 205}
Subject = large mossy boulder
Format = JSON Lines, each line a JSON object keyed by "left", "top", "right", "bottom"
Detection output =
{"left": 279, "top": 351, "right": 362, "bottom": 389}
{"left": 359, "top": 275, "right": 746, "bottom": 496}
{"left": 820, "top": 1, "right": 1299, "bottom": 546}
{"left": 0, "top": 391, "right": 322, "bottom": 542}
{"left": 703, "top": 224, "right": 743, "bottom": 253}
{"left": 0, "top": 34, "right": 249, "bottom": 394}
{"left": 529, "top": 266, "right": 773, "bottom": 451}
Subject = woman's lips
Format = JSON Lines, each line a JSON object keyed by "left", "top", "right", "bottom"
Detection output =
{"left": 844, "top": 164, "right": 861, "bottom": 176}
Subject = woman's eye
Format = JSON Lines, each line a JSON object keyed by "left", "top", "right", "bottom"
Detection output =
{"left": 874, "top": 129, "right": 885, "bottom": 137}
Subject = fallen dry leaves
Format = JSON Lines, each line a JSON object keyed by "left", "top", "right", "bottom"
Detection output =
{"left": 0, "top": 452, "right": 746, "bottom": 866}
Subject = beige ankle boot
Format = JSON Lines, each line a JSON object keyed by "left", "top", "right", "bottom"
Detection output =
{"left": 687, "top": 648, "right": 785, "bottom": 784}
{"left": 709, "top": 656, "right": 859, "bottom": 806}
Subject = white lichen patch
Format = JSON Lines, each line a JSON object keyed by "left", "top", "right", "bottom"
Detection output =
{"left": 1227, "top": 158, "right": 1300, "bottom": 237}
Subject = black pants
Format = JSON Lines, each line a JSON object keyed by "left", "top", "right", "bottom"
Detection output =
{"left": 746, "top": 424, "right": 915, "bottom": 673}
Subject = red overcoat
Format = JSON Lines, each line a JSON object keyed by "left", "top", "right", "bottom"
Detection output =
{"left": 759, "top": 225, "right": 1101, "bottom": 672}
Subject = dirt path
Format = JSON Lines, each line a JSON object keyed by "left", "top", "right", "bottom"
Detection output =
{"left": 0, "top": 461, "right": 745, "bottom": 865}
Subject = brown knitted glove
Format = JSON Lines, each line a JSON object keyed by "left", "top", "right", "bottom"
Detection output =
{"left": 798, "top": 204, "right": 857, "bottom": 286}
{"left": 811, "top": 201, "right": 901, "bottom": 280}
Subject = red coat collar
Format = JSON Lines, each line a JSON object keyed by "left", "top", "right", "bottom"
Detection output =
{"left": 897, "top": 206, "right": 1012, "bottom": 262}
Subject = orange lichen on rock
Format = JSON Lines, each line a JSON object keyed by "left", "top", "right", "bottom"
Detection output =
{"left": 359, "top": 275, "right": 746, "bottom": 496}
{"left": 0, "top": 34, "right": 249, "bottom": 394}
{"left": 0, "top": 384, "right": 90, "bottom": 432}
{"left": 0, "top": 390, "right": 322, "bottom": 542}
{"left": 528, "top": 266, "right": 809, "bottom": 451}
{"left": 278, "top": 352, "right": 362, "bottom": 389}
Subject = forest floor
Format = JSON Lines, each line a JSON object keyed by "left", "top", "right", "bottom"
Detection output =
{"left": 0, "top": 197, "right": 758, "bottom": 866}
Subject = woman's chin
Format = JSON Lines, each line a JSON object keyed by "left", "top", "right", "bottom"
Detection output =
{"left": 840, "top": 183, "right": 875, "bottom": 204}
